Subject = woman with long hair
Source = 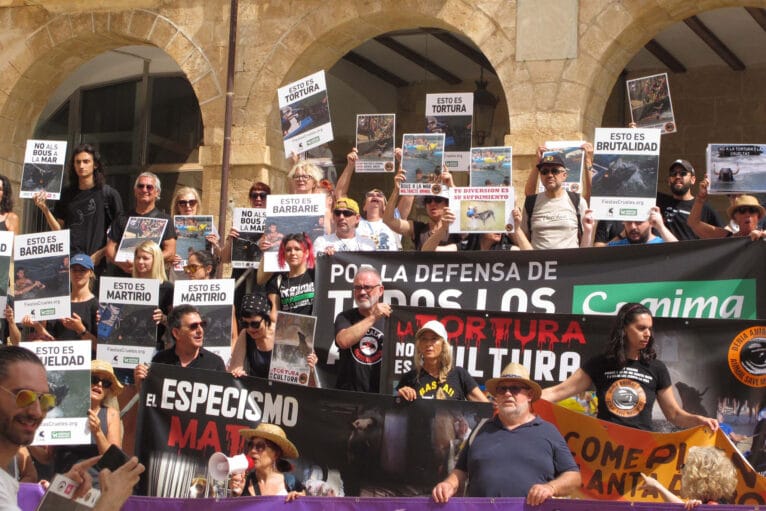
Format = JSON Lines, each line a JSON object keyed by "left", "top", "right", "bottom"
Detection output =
{"left": 132, "top": 240, "right": 173, "bottom": 350}
{"left": 229, "top": 423, "right": 304, "bottom": 501}
{"left": 397, "top": 320, "right": 488, "bottom": 402}
{"left": 0, "top": 174, "right": 19, "bottom": 235}
{"left": 258, "top": 233, "right": 315, "bottom": 323}
{"left": 639, "top": 446, "right": 737, "bottom": 506}
{"left": 171, "top": 186, "right": 220, "bottom": 271}
{"left": 541, "top": 302, "right": 719, "bottom": 431}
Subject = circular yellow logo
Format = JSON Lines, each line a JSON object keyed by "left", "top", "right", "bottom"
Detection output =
{"left": 728, "top": 326, "right": 766, "bottom": 387}
{"left": 605, "top": 378, "right": 646, "bottom": 418}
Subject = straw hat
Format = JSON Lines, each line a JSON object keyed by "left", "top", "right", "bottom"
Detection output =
{"left": 484, "top": 362, "right": 542, "bottom": 401}
{"left": 239, "top": 423, "right": 299, "bottom": 459}
{"left": 727, "top": 195, "right": 765, "bottom": 219}
{"left": 91, "top": 360, "right": 124, "bottom": 396}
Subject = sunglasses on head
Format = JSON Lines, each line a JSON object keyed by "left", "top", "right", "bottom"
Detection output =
{"left": 494, "top": 384, "right": 529, "bottom": 395}
{"left": 424, "top": 196, "right": 447, "bottom": 205}
{"left": 250, "top": 191, "right": 268, "bottom": 200}
{"left": 539, "top": 167, "right": 564, "bottom": 176}
{"left": 734, "top": 206, "right": 760, "bottom": 215}
{"left": 91, "top": 375, "right": 113, "bottom": 389}
{"left": 241, "top": 319, "right": 263, "bottom": 329}
{"left": 177, "top": 199, "right": 198, "bottom": 207}
{"left": 333, "top": 209, "right": 356, "bottom": 217}
{"left": 136, "top": 183, "right": 155, "bottom": 191}
{"left": 669, "top": 170, "right": 691, "bottom": 178}
{"left": 0, "top": 385, "right": 57, "bottom": 412}
{"left": 185, "top": 320, "right": 207, "bottom": 330}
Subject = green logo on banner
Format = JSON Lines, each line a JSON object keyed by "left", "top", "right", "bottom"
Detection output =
{"left": 52, "top": 431, "right": 72, "bottom": 439}
{"left": 572, "top": 279, "right": 756, "bottom": 319}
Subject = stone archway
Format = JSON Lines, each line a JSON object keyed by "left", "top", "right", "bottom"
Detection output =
{"left": 0, "top": 9, "right": 222, "bottom": 172}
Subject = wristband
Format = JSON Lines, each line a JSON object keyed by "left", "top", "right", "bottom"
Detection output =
{"left": 79, "top": 328, "right": 88, "bottom": 337}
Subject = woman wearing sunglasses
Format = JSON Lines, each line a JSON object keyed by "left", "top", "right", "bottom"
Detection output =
{"left": 258, "top": 234, "right": 315, "bottom": 323}
{"left": 397, "top": 321, "right": 488, "bottom": 402}
{"left": 30, "top": 360, "right": 123, "bottom": 482}
{"left": 171, "top": 187, "right": 221, "bottom": 273}
{"left": 688, "top": 177, "right": 766, "bottom": 240}
{"left": 230, "top": 422, "right": 304, "bottom": 501}
{"left": 229, "top": 294, "right": 317, "bottom": 381}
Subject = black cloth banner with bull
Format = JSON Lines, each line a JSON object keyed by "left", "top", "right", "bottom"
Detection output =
{"left": 135, "top": 363, "right": 493, "bottom": 497}
{"left": 313, "top": 238, "right": 766, "bottom": 387}
{"left": 383, "top": 306, "right": 766, "bottom": 444}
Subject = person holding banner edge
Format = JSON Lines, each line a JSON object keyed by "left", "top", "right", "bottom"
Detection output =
{"left": 541, "top": 302, "right": 719, "bottom": 432}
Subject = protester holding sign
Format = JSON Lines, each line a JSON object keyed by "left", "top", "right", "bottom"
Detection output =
{"left": 397, "top": 320, "right": 487, "bottom": 402}
{"left": 131, "top": 241, "right": 173, "bottom": 352}
{"left": 541, "top": 302, "right": 719, "bottom": 432}
{"left": 259, "top": 233, "right": 316, "bottom": 323}
{"left": 688, "top": 177, "right": 766, "bottom": 240}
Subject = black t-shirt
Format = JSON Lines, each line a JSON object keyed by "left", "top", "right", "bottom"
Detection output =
{"left": 595, "top": 220, "right": 624, "bottom": 244}
{"left": 656, "top": 193, "right": 723, "bottom": 241}
{"left": 151, "top": 346, "right": 226, "bottom": 371}
{"left": 582, "top": 354, "right": 672, "bottom": 431}
{"left": 334, "top": 308, "right": 385, "bottom": 393}
{"left": 49, "top": 297, "right": 98, "bottom": 341}
{"left": 54, "top": 185, "right": 123, "bottom": 257}
{"left": 266, "top": 269, "right": 315, "bottom": 316}
{"left": 244, "top": 332, "right": 272, "bottom": 379}
{"left": 396, "top": 366, "right": 479, "bottom": 400}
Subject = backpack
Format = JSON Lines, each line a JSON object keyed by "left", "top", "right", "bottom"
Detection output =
{"left": 524, "top": 191, "right": 583, "bottom": 242}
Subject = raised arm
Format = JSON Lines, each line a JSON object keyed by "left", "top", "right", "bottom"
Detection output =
{"left": 582, "top": 142, "right": 593, "bottom": 204}
{"left": 382, "top": 171, "right": 413, "bottom": 238}
{"left": 648, "top": 206, "right": 678, "bottom": 242}
{"left": 33, "top": 191, "right": 63, "bottom": 230}
{"left": 524, "top": 145, "right": 546, "bottom": 196}
{"left": 334, "top": 148, "right": 357, "bottom": 200}
{"left": 688, "top": 178, "right": 727, "bottom": 239}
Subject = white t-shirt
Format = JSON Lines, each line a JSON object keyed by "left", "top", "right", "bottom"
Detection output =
{"left": 357, "top": 219, "right": 401, "bottom": 251}
{"left": 0, "top": 468, "right": 20, "bottom": 511}
{"left": 521, "top": 193, "right": 587, "bottom": 250}
{"left": 313, "top": 233, "right": 376, "bottom": 255}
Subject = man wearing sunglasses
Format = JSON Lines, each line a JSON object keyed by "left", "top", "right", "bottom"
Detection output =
{"left": 134, "top": 304, "right": 225, "bottom": 387}
{"left": 521, "top": 152, "right": 594, "bottom": 249}
{"left": 313, "top": 198, "right": 375, "bottom": 256}
{"left": 104, "top": 172, "right": 177, "bottom": 277}
{"left": 656, "top": 159, "right": 723, "bottom": 240}
{"left": 432, "top": 362, "right": 580, "bottom": 503}
{"left": 0, "top": 345, "right": 144, "bottom": 510}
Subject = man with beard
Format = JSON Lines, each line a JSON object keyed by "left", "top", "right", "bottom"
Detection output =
{"left": 656, "top": 160, "right": 723, "bottom": 240}
{"left": 313, "top": 198, "right": 376, "bottom": 255}
{"left": 607, "top": 206, "right": 678, "bottom": 246}
{"left": 432, "top": 363, "right": 580, "bottom": 502}
{"left": 334, "top": 268, "right": 390, "bottom": 393}
{"left": 0, "top": 346, "right": 144, "bottom": 510}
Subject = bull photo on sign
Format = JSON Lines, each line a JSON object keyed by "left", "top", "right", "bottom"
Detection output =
{"left": 591, "top": 154, "right": 659, "bottom": 198}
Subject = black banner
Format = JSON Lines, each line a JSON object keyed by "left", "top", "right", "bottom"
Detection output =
{"left": 136, "top": 364, "right": 492, "bottom": 497}
{"left": 314, "top": 239, "right": 766, "bottom": 387}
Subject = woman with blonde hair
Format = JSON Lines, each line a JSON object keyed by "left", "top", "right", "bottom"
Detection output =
{"left": 639, "top": 446, "right": 737, "bottom": 507}
{"left": 133, "top": 240, "right": 173, "bottom": 350}
{"left": 171, "top": 186, "right": 220, "bottom": 271}
{"left": 396, "top": 320, "right": 488, "bottom": 402}
{"left": 287, "top": 162, "right": 323, "bottom": 194}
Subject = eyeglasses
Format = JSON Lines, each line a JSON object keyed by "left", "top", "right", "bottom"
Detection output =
{"left": 494, "top": 384, "right": 529, "bottom": 396}
{"left": 734, "top": 206, "right": 760, "bottom": 215}
{"left": 539, "top": 167, "right": 564, "bottom": 176}
{"left": 91, "top": 376, "right": 113, "bottom": 389}
{"left": 353, "top": 284, "right": 380, "bottom": 293}
{"left": 246, "top": 440, "right": 270, "bottom": 452}
{"left": 136, "top": 183, "right": 155, "bottom": 191}
{"left": 333, "top": 209, "right": 356, "bottom": 217}
{"left": 242, "top": 319, "right": 263, "bottom": 329}
{"left": 184, "top": 321, "right": 207, "bottom": 331}
{"left": 250, "top": 191, "right": 268, "bottom": 200}
{"left": 292, "top": 174, "right": 313, "bottom": 181}
{"left": 366, "top": 191, "right": 384, "bottom": 198}
{"left": 183, "top": 264, "right": 203, "bottom": 274}
{"left": 177, "top": 199, "right": 198, "bottom": 208}
{"left": 0, "top": 385, "right": 57, "bottom": 412}
{"left": 424, "top": 197, "right": 447, "bottom": 205}
{"left": 669, "top": 170, "right": 691, "bottom": 178}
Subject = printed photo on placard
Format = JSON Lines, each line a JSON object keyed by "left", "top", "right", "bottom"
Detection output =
{"left": 448, "top": 187, "right": 514, "bottom": 233}
{"left": 0, "top": 230, "right": 13, "bottom": 311}
{"left": 231, "top": 208, "right": 266, "bottom": 269}
{"left": 270, "top": 311, "right": 316, "bottom": 386}
{"left": 22, "top": 340, "right": 91, "bottom": 446}
{"left": 469, "top": 146, "right": 512, "bottom": 187}
{"left": 626, "top": 72, "right": 676, "bottom": 134}
{"left": 706, "top": 144, "right": 766, "bottom": 194}
{"left": 173, "top": 279, "right": 235, "bottom": 364}
{"left": 400, "top": 133, "right": 446, "bottom": 195}
{"left": 591, "top": 128, "right": 661, "bottom": 221}
{"left": 20, "top": 139, "right": 67, "bottom": 199}
{"left": 425, "top": 93, "right": 473, "bottom": 171}
{"left": 97, "top": 276, "right": 159, "bottom": 368}
{"left": 543, "top": 141, "right": 586, "bottom": 193}
{"left": 278, "top": 70, "right": 333, "bottom": 157}
{"left": 14, "top": 230, "right": 71, "bottom": 321}
{"left": 263, "top": 194, "right": 326, "bottom": 272}
{"left": 115, "top": 217, "right": 168, "bottom": 262}
{"left": 355, "top": 114, "right": 396, "bottom": 172}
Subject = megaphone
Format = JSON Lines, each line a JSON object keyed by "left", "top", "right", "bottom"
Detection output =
{"left": 207, "top": 453, "right": 254, "bottom": 481}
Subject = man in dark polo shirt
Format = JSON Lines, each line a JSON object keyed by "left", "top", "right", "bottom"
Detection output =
{"left": 134, "top": 304, "right": 225, "bottom": 386}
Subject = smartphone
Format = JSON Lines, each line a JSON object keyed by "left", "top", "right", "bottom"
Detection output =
{"left": 95, "top": 444, "right": 130, "bottom": 472}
